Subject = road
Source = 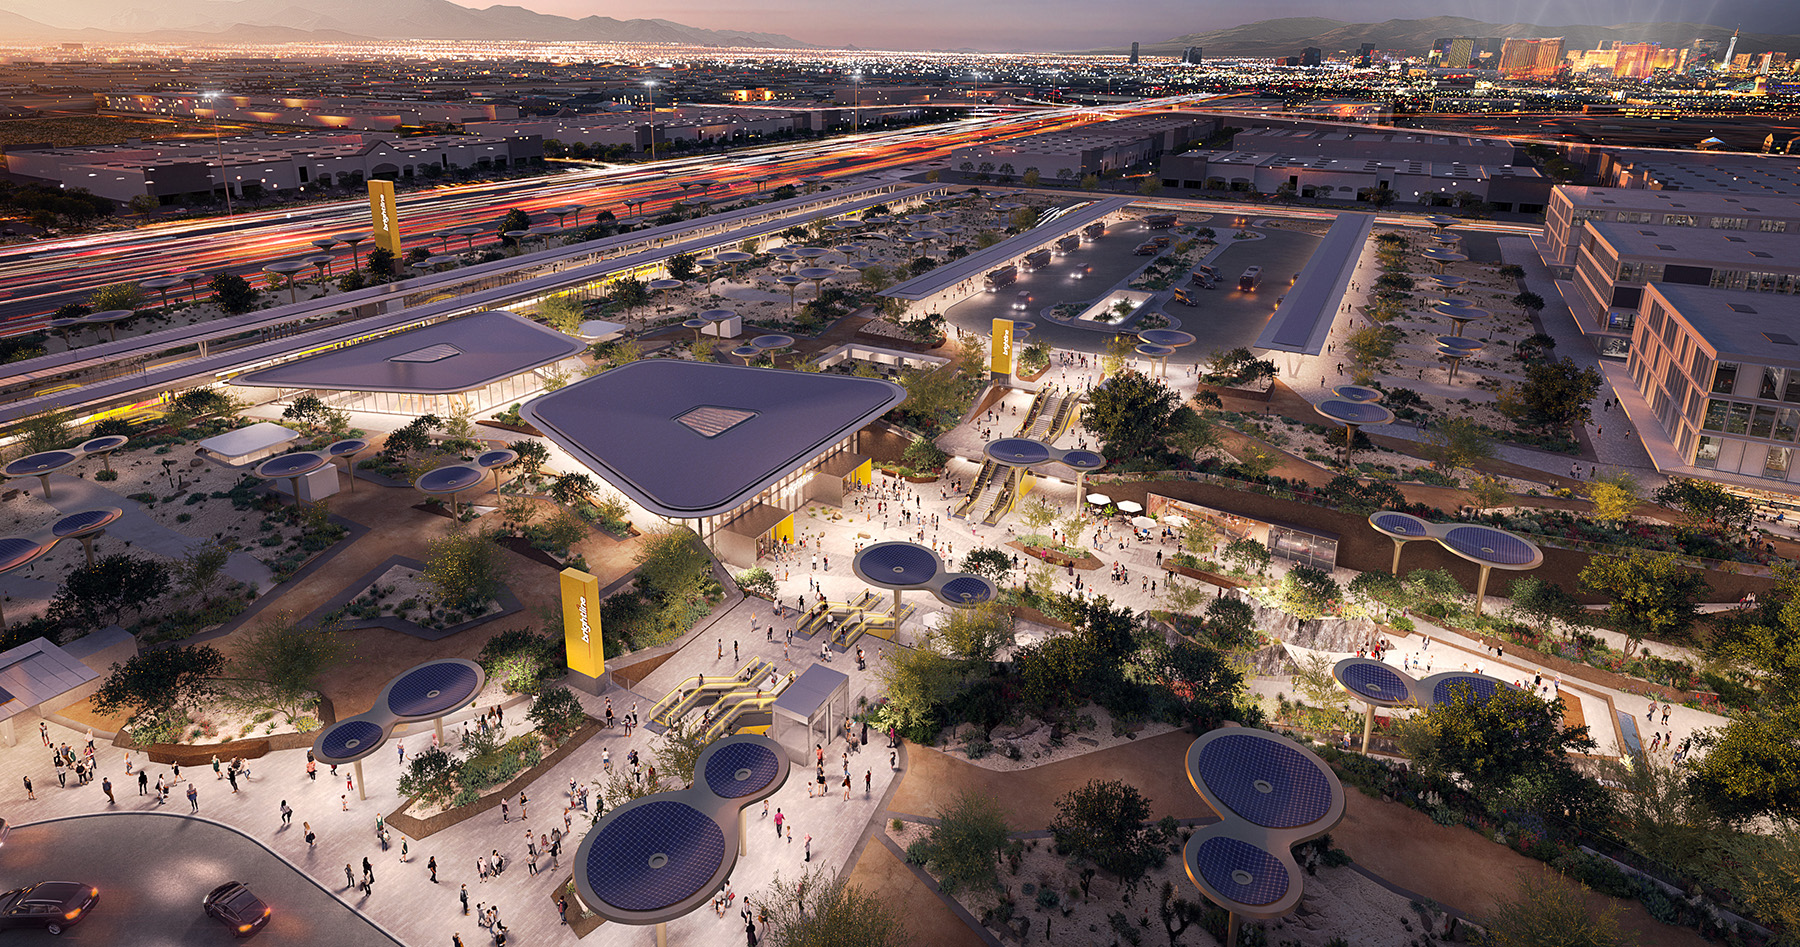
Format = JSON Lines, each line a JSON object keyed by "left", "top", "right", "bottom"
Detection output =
{"left": 0, "top": 103, "right": 1172, "bottom": 327}
{"left": 0, "top": 813, "right": 399, "bottom": 947}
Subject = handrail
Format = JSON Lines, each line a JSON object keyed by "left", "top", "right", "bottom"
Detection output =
{"left": 649, "top": 656, "right": 771, "bottom": 725}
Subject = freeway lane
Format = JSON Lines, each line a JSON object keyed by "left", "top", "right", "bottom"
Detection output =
{"left": 0, "top": 108, "right": 1109, "bottom": 326}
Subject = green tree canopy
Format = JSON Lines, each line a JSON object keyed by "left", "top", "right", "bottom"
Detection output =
{"left": 50, "top": 553, "right": 171, "bottom": 628}
{"left": 1578, "top": 550, "right": 1709, "bottom": 653}
{"left": 1486, "top": 869, "right": 1625, "bottom": 947}
{"left": 1499, "top": 357, "right": 1601, "bottom": 433}
{"left": 758, "top": 867, "right": 910, "bottom": 947}
{"left": 1050, "top": 778, "right": 1166, "bottom": 887}
{"left": 924, "top": 790, "right": 1011, "bottom": 893}
{"left": 1396, "top": 685, "right": 1598, "bottom": 807}
{"left": 215, "top": 612, "right": 351, "bottom": 719}
{"left": 93, "top": 644, "right": 226, "bottom": 720}
{"left": 422, "top": 526, "right": 511, "bottom": 613}
{"left": 497, "top": 207, "right": 531, "bottom": 243}
{"left": 1081, "top": 370, "right": 1179, "bottom": 464}
{"left": 1652, "top": 477, "right": 1754, "bottom": 533}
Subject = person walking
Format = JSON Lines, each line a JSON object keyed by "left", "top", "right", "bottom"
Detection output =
{"left": 39, "top": 721, "right": 49, "bottom": 747}
{"left": 428, "top": 856, "right": 439, "bottom": 884}
{"left": 187, "top": 783, "right": 200, "bottom": 812}
{"left": 773, "top": 808, "right": 784, "bottom": 838}
{"left": 518, "top": 792, "right": 527, "bottom": 820}
{"left": 22, "top": 776, "right": 33, "bottom": 800}
{"left": 213, "top": 755, "right": 223, "bottom": 779}
{"left": 362, "top": 857, "right": 374, "bottom": 886}
{"left": 400, "top": 838, "right": 409, "bottom": 863}
{"left": 281, "top": 800, "right": 293, "bottom": 826}
{"left": 345, "top": 864, "right": 356, "bottom": 889}
{"left": 460, "top": 883, "right": 469, "bottom": 914}
{"left": 304, "top": 822, "right": 316, "bottom": 848}
{"left": 477, "top": 856, "right": 490, "bottom": 881}
{"left": 226, "top": 768, "right": 239, "bottom": 793}
{"left": 102, "top": 777, "right": 115, "bottom": 804}
{"left": 138, "top": 770, "right": 148, "bottom": 795}
{"left": 453, "top": 934, "right": 465, "bottom": 947}
{"left": 501, "top": 800, "right": 509, "bottom": 823}
{"left": 804, "top": 834, "right": 812, "bottom": 862}
{"left": 558, "top": 896, "right": 569, "bottom": 925}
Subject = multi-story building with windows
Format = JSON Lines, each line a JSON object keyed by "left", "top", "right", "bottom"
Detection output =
{"left": 1543, "top": 186, "right": 1800, "bottom": 266}
{"left": 1567, "top": 221, "right": 1800, "bottom": 357}
{"left": 1625, "top": 283, "right": 1800, "bottom": 487}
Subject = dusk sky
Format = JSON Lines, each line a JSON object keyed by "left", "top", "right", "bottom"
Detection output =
{"left": 476, "top": 0, "right": 1800, "bottom": 50}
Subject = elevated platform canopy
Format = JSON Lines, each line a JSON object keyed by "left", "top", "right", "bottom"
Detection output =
{"left": 1254, "top": 212, "right": 1375, "bottom": 356}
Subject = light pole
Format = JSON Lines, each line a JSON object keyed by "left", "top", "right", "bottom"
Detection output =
{"left": 644, "top": 80, "right": 659, "bottom": 162}
{"left": 202, "top": 91, "right": 234, "bottom": 225}
{"left": 853, "top": 71, "right": 862, "bottom": 135}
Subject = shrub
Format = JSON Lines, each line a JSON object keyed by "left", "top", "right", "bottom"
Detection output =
{"left": 476, "top": 627, "right": 566, "bottom": 693}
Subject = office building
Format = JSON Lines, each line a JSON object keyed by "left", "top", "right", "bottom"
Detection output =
{"left": 1130, "top": 42, "right": 1140, "bottom": 64}
{"left": 1625, "top": 282, "right": 1800, "bottom": 487}
{"left": 952, "top": 114, "right": 1208, "bottom": 180}
{"left": 1441, "top": 38, "right": 1476, "bottom": 69}
{"left": 1301, "top": 47, "right": 1323, "bottom": 67}
{"left": 100, "top": 91, "right": 517, "bottom": 130}
{"left": 1569, "top": 221, "right": 1800, "bottom": 356}
{"left": 1160, "top": 149, "right": 1545, "bottom": 212}
{"left": 1543, "top": 185, "right": 1800, "bottom": 267}
{"left": 1182, "top": 47, "right": 1203, "bottom": 65}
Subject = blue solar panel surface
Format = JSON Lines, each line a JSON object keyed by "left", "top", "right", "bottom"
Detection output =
{"left": 476, "top": 450, "right": 515, "bottom": 468}
{"left": 80, "top": 436, "right": 129, "bottom": 452}
{"left": 319, "top": 719, "right": 384, "bottom": 759}
{"left": 860, "top": 543, "right": 939, "bottom": 586}
{"left": 1339, "top": 662, "right": 1410, "bottom": 704}
{"left": 0, "top": 537, "right": 48, "bottom": 571}
{"left": 1060, "top": 450, "right": 1105, "bottom": 470}
{"left": 1194, "top": 836, "right": 1291, "bottom": 908}
{"left": 327, "top": 439, "right": 369, "bottom": 456}
{"left": 417, "top": 466, "right": 484, "bottom": 492}
{"left": 51, "top": 509, "right": 115, "bottom": 536}
{"left": 1433, "top": 676, "right": 1502, "bottom": 705}
{"left": 259, "top": 453, "right": 326, "bottom": 477}
{"left": 1332, "top": 385, "right": 1382, "bottom": 403}
{"left": 986, "top": 438, "right": 1051, "bottom": 465}
{"left": 585, "top": 802, "right": 726, "bottom": 912}
{"left": 751, "top": 335, "right": 795, "bottom": 350}
{"left": 1135, "top": 344, "right": 1176, "bottom": 357}
{"left": 388, "top": 662, "right": 480, "bottom": 718}
{"left": 704, "top": 742, "right": 781, "bottom": 798}
{"left": 5, "top": 451, "right": 77, "bottom": 475}
{"left": 1371, "top": 512, "right": 1425, "bottom": 535}
{"left": 1318, "top": 401, "right": 1392, "bottom": 425}
{"left": 1197, "top": 734, "right": 1335, "bottom": 829}
{"left": 1441, "top": 526, "right": 1536, "bottom": 565}
{"left": 940, "top": 575, "right": 996, "bottom": 603}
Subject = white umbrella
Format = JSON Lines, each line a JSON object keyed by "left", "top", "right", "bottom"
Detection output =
{"left": 1130, "top": 515, "right": 1157, "bottom": 529}
{"left": 1116, "top": 500, "right": 1144, "bottom": 514}
{"left": 1086, "top": 493, "right": 1112, "bottom": 505}
{"left": 1163, "top": 514, "right": 1190, "bottom": 527}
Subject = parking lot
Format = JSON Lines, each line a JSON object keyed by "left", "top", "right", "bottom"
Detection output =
{"left": 0, "top": 814, "right": 398, "bottom": 947}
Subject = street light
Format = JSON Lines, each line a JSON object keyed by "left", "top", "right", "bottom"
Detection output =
{"left": 852, "top": 71, "right": 862, "bottom": 135}
{"left": 202, "top": 91, "right": 234, "bottom": 225}
{"left": 644, "top": 80, "right": 659, "bottom": 162}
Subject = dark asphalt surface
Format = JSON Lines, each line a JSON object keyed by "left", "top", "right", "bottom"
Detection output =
{"left": 942, "top": 215, "right": 1323, "bottom": 362}
{"left": 0, "top": 813, "right": 399, "bottom": 947}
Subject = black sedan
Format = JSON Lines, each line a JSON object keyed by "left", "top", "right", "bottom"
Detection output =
{"left": 203, "top": 881, "right": 271, "bottom": 937}
{"left": 0, "top": 881, "right": 100, "bottom": 935}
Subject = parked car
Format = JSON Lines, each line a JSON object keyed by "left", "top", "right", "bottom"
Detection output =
{"left": 1173, "top": 288, "right": 1197, "bottom": 307}
{"left": 203, "top": 881, "right": 271, "bottom": 937}
{"left": 0, "top": 881, "right": 99, "bottom": 935}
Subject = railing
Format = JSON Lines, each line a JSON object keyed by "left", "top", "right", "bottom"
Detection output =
{"left": 648, "top": 656, "right": 771, "bottom": 726}
{"left": 1015, "top": 389, "right": 1049, "bottom": 437}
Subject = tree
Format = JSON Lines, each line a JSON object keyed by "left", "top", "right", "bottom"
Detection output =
{"left": 1394, "top": 685, "right": 1597, "bottom": 804}
{"left": 1652, "top": 477, "right": 1753, "bottom": 533}
{"left": 527, "top": 686, "right": 588, "bottom": 743}
{"left": 1584, "top": 471, "right": 1640, "bottom": 521}
{"left": 505, "top": 439, "right": 549, "bottom": 479}
{"left": 1579, "top": 550, "right": 1708, "bottom": 654}
{"left": 397, "top": 747, "right": 459, "bottom": 807}
{"left": 858, "top": 263, "right": 893, "bottom": 292}
{"left": 548, "top": 471, "right": 596, "bottom": 509}
{"left": 165, "top": 388, "right": 241, "bottom": 427}
{"left": 930, "top": 601, "right": 1013, "bottom": 663}
{"left": 538, "top": 294, "right": 584, "bottom": 334}
{"left": 89, "top": 281, "right": 143, "bottom": 312}
{"left": 734, "top": 567, "right": 778, "bottom": 600}
{"left": 476, "top": 626, "right": 565, "bottom": 693}
{"left": 959, "top": 547, "right": 1012, "bottom": 581}
{"left": 1486, "top": 869, "right": 1625, "bottom": 947}
{"left": 210, "top": 272, "right": 259, "bottom": 314}
{"left": 92, "top": 644, "right": 226, "bottom": 720}
{"left": 1082, "top": 370, "right": 1179, "bottom": 463}
{"left": 1346, "top": 324, "right": 1397, "bottom": 364}
{"left": 1007, "top": 206, "right": 1037, "bottom": 230}
{"left": 1201, "top": 348, "right": 1276, "bottom": 390}
{"left": 877, "top": 634, "right": 961, "bottom": 737}
{"left": 634, "top": 526, "right": 710, "bottom": 599}
{"left": 1021, "top": 168, "right": 1041, "bottom": 186}
{"left": 1276, "top": 566, "right": 1339, "bottom": 620}
{"left": 758, "top": 866, "right": 910, "bottom": 947}
{"left": 1506, "top": 577, "right": 1582, "bottom": 632}
{"left": 1080, "top": 172, "right": 1100, "bottom": 189}
{"left": 1498, "top": 263, "right": 1526, "bottom": 279}
{"left": 14, "top": 410, "right": 73, "bottom": 455}
{"left": 1138, "top": 177, "right": 1163, "bottom": 196}
{"left": 1513, "top": 290, "right": 1546, "bottom": 315}
{"left": 497, "top": 207, "right": 531, "bottom": 244}
{"left": 1050, "top": 779, "right": 1166, "bottom": 888}
{"left": 1151, "top": 638, "right": 1245, "bottom": 726}
{"left": 178, "top": 541, "right": 231, "bottom": 598}
{"left": 608, "top": 275, "right": 649, "bottom": 315}
{"left": 923, "top": 790, "right": 1011, "bottom": 893}
{"left": 50, "top": 553, "right": 171, "bottom": 628}
{"left": 900, "top": 436, "right": 947, "bottom": 472}
{"left": 1596, "top": 750, "right": 1721, "bottom": 869}
{"left": 1203, "top": 596, "right": 1258, "bottom": 650}
{"left": 1222, "top": 537, "right": 1270, "bottom": 576}
{"left": 1499, "top": 358, "right": 1601, "bottom": 434}
{"left": 128, "top": 193, "right": 161, "bottom": 218}
{"left": 1467, "top": 474, "right": 1509, "bottom": 510}
{"left": 422, "top": 527, "right": 512, "bottom": 613}
{"left": 1423, "top": 416, "right": 1494, "bottom": 472}
{"left": 665, "top": 252, "right": 699, "bottom": 281}
{"left": 215, "top": 613, "right": 351, "bottom": 719}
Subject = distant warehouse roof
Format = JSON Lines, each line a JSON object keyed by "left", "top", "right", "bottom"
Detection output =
{"left": 520, "top": 360, "right": 905, "bottom": 519}
{"left": 231, "top": 310, "right": 585, "bottom": 395}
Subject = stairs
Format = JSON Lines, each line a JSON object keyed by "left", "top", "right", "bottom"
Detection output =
{"left": 953, "top": 459, "right": 1001, "bottom": 519}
